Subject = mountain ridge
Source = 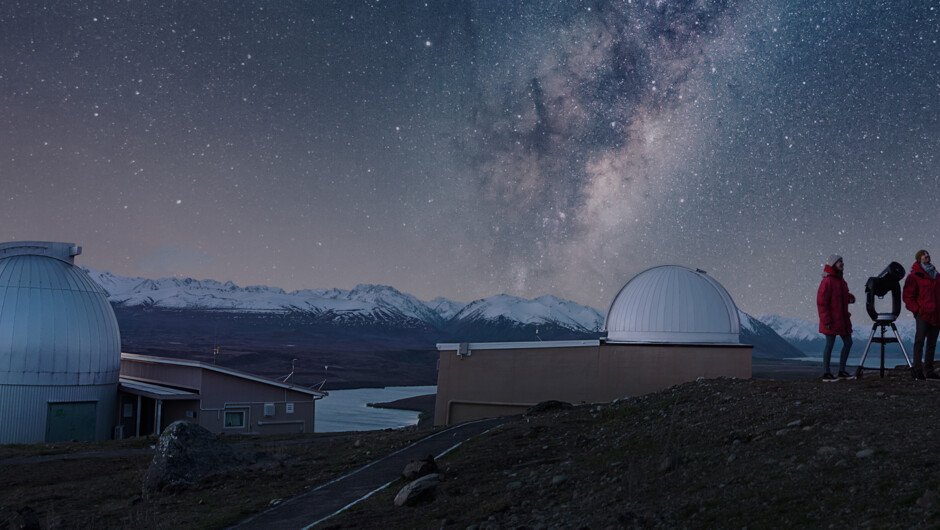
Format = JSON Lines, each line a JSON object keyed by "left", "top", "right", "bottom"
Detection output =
{"left": 758, "top": 313, "right": 917, "bottom": 357}
{"left": 83, "top": 268, "right": 805, "bottom": 387}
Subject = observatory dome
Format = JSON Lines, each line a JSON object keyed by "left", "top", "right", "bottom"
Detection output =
{"left": 0, "top": 241, "right": 120, "bottom": 443}
{"left": 604, "top": 265, "right": 740, "bottom": 344}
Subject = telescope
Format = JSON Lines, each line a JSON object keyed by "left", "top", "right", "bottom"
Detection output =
{"left": 857, "top": 261, "right": 911, "bottom": 377}
{"left": 865, "top": 261, "right": 905, "bottom": 322}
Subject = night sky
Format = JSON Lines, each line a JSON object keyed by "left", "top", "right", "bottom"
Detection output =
{"left": 1, "top": 1, "right": 937, "bottom": 321}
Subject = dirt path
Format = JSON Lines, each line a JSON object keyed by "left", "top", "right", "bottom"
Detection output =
{"left": 227, "top": 417, "right": 511, "bottom": 529}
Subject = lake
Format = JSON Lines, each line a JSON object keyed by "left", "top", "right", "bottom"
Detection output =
{"left": 314, "top": 385, "right": 437, "bottom": 433}
{"left": 789, "top": 354, "right": 911, "bottom": 369}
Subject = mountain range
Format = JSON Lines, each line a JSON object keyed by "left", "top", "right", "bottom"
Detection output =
{"left": 84, "top": 268, "right": 809, "bottom": 387}
{"left": 757, "top": 313, "right": 917, "bottom": 358}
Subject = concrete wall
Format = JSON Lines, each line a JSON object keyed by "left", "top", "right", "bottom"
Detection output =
{"left": 434, "top": 342, "right": 752, "bottom": 426}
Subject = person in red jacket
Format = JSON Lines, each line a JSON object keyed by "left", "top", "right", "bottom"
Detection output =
{"left": 817, "top": 254, "right": 855, "bottom": 381}
{"left": 902, "top": 249, "right": 940, "bottom": 380}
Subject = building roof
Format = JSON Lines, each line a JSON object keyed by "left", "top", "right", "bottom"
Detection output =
{"left": 0, "top": 241, "right": 121, "bottom": 386}
{"left": 121, "top": 353, "right": 327, "bottom": 397}
{"left": 119, "top": 377, "right": 200, "bottom": 400}
{"left": 0, "top": 241, "right": 82, "bottom": 265}
{"left": 604, "top": 265, "right": 741, "bottom": 344}
{"left": 437, "top": 340, "right": 601, "bottom": 351}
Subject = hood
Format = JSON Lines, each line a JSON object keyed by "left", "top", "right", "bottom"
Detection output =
{"left": 822, "top": 264, "right": 842, "bottom": 278}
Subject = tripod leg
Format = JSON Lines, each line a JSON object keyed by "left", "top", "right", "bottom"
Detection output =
{"left": 891, "top": 323, "right": 913, "bottom": 368}
{"left": 855, "top": 325, "right": 878, "bottom": 378}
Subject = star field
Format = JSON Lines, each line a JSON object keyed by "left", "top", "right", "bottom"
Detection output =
{"left": 1, "top": 1, "right": 937, "bottom": 321}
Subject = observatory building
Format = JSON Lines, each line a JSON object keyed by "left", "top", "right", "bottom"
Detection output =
{"left": 0, "top": 242, "right": 121, "bottom": 443}
{"left": 434, "top": 265, "right": 752, "bottom": 426}
{"left": 605, "top": 264, "right": 741, "bottom": 344}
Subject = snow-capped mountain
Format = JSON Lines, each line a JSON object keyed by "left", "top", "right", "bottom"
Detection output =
{"left": 737, "top": 311, "right": 804, "bottom": 359}
{"left": 85, "top": 268, "right": 807, "bottom": 362}
{"left": 82, "top": 267, "right": 604, "bottom": 338}
{"left": 451, "top": 294, "right": 604, "bottom": 331}
{"left": 758, "top": 314, "right": 917, "bottom": 355}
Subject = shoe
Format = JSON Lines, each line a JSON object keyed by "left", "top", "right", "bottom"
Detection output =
{"left": 926, "top": 371, "right": 940, "bottom": 380}
{"left": 822, "top": 372, "right": 837, "bottom": 382}
{"left": 837, "top": 371, "right": 855, "bottom": 380}
{"left": 913, "top": 367, "right": 926, "bottom": 380}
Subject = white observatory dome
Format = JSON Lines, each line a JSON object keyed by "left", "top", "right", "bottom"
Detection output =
{"left": 604, "top": 265, "right": 740, "bottom": 344}
{"left": 0, "top": 241, "right": 120, "bottom": 443}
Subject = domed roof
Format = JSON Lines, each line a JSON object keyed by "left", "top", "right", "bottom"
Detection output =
{"left": 604, "top": 265, "right": 740, "bottom": 344}
{"left": 0, "top": 241, "right": 121, "bottom": 386}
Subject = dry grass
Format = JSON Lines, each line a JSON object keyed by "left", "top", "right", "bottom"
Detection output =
{"left": 0, "top": 429, "right": 430, "bottom": 529}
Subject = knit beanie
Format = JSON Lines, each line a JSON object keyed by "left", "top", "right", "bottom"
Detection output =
{"left": 916, "top": 249, "right": 928, "bottom": 262}
{"left": 827, "top": 254, "right": 842, "bottom": 267}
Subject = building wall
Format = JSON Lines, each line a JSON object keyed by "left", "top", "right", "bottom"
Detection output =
{"left": 434, "top": 342, "right": 752, "bottom": 426}
{"left": 0, "top": 383, "right": 117, "bottom": 443}
{"left": 120, "top": 359, "right": 202, "bottom": 391}
{"left": 197, "top": 370, "right": 315, "bottom": 435}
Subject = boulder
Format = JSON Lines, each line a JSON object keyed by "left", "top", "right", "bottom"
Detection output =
{"left": 0, "top": 506, "right": 40, "bottom": 530}
{"left": 394, "top": 473, "right": 441, "bottom": 506}
{"left": 142, "top": 420, "right": 250, "bottom": 497}
{"left": 402, "top": 454, "right": 438, "bottom": 480}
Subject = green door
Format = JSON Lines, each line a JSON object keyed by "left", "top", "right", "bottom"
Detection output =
{"left": 46, "top": 402, "right": 97, "bottom": 442}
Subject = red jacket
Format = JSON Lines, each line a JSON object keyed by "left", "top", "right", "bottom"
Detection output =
{"left": 817, "top": 265, "right": 854, "bottom": 335}
{"left": 902, "top": 262, "right": 940, "bottom": 326}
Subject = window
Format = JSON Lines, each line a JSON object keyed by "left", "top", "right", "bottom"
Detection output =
{"left": 286, "top": 403, "right": 294, "bottom": 414}
{"left": 224, "top": 410, "right": 245, "bottom": 428}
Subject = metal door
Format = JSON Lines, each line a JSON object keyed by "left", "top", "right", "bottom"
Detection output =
{"left": 46, "top": 401, "right": 97, "bottom": 442}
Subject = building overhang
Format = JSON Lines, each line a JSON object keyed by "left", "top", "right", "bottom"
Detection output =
{"left": 119, "top": 377, "right": 200, "bottom": 400}
{"left": 121, "top": 353, "right": 327, "bottom": 399}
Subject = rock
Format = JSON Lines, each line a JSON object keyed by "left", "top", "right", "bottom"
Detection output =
{"left": 856, "top": 449, "right": 875, "bottom": 458}
{"left": 659, "top": 453, "right": 679, "bottom": 473}
{"left": 525, "top": 400, "right": 574, "bottom": 416}
{"left": 552, "top": 475, "right": 568, "bottom": 486}
{"left": 817, "top": 446, "right": 838, "bottom": 456}
{"left": 394, "top": 473, "right": 441, "bottom": 506}
{"left": 402, "top": 454, "right": 438, "bottom": 480}
{"left": 507, "top": 481, "right": 523, "bottom": 491}
{"left": 917, "top": 489, "right": 938, "bottom": 509}
{"left": 4, "top": 506, "right": 40, "bottom": 530}
{"left": 142, "top": 420, "right": 250, "bottom": 498}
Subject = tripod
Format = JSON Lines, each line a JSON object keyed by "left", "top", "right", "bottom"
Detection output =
{"left": 854, "top": 320, "right": 912, "bottom": 378}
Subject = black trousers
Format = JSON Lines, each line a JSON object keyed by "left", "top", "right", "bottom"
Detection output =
{"left": 912, "top": 316, "right": 940, "bottom": 373}
{"left": 822, "top": 333, "right": 852, "bottom": 373}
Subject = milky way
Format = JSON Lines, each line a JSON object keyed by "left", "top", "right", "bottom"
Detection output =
{"left": 1, "top": 1, "right": 937, "bottom": 321}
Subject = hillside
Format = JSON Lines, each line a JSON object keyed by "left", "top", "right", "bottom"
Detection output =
{"left": 324, "top": 369, "right": 940, "bottom": 528}
{"left": 3, "top": 370, "right": 939, "bottom": 528}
